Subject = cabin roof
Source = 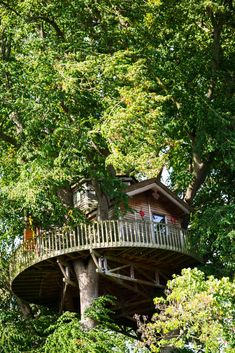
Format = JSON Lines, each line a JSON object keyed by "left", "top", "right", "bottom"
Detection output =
{"left": 126, "top": 178, "right": 190, "bottom": 215}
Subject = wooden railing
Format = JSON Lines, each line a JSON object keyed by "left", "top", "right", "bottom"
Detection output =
{"left": 10, "top": 220, "right": 193, "bottom": 282}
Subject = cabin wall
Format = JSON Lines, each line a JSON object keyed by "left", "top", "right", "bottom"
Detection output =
{"left": 73, "top": 182, "right": 184, "bottom": 227}
{"left": 73, "top": 188, "right": 98, "bottom": 214}
{"left": 123, "top": 193, "right": 181, "bottom": 226}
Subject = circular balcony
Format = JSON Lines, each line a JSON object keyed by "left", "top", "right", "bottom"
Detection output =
{"left": 10, "top": 220, "right": 200, "bottom": 316}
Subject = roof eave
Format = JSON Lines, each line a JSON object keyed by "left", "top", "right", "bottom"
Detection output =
{"left": 126, "top": 182, "right": 190, "bottom": 215}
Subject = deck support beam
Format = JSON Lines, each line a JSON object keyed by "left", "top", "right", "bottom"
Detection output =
{"left": 73, "top": 256, "right": 98, "bottom": 329}
{"left": 57, "top": 260, "right": 76, "bottom": 313}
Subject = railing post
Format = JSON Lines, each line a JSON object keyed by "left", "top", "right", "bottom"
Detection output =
{"left": 10, "top": 221, "right": 197, "bottom": 285}
{"left": 180, "top": 230, "right": 185, "bottom": 251}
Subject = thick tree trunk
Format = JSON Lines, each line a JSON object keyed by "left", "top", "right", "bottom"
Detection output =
{"left": 184, "top": 151, "right": 211, "bottom": 206}
{"left": 92, "top": 180, "right": 109, "bottom": 220}
{"left": 185, "top": 10, "right": 225, "bottom": 206}
{"left": 57, "top": 186, "right": 74, "bottom": 208}
{"left": 73, "top": 257, "right": 98, "bottom": 329}
{"left": 16, "top": 297, "right": 32, "bottom": 319}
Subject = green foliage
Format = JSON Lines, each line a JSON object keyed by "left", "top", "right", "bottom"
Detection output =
{"left": 0, "top": 309, "right": 56, "bottom": 353}
{"left": 190, "top": 169, "right": 235, "bottom": 276}
{"left": 0, "top": 1, "right": 234, "bottom": 351}
{"left": 101, "top": 0, "right": 235, "bottom": 180}
{"left": 1, "top": 0, "right": 149, "bottom": 231}
{"left": 44, "top": 311, "right": 129, "bottom": 353}
{"left": 0, "top": 1, "right": 234, "bottom": 265}
{"left": 83, "top": 295, "right": 116, "bottom": 326}
{"left": 138, "top": 268, "right": 235, "bottom": 353}
{"left": 0, "top": 292, "right": 146, "bottom": 353}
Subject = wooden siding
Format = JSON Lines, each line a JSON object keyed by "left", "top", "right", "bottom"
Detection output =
{"left": 123, "top": 191, "right": 181, "bottom": 226}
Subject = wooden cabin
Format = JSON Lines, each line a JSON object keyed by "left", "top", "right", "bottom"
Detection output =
{"left": 123, "top": 177, "right": 189, "bottom": 225}
{"left": 72, "top": 176, "right": 189, "bottom": 227}
{"left": 11, "top": 176, "right": 199, "bottom": 329}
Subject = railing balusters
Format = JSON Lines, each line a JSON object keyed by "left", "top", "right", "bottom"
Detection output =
{"left": 136, "top": 222, "right": 140, "bottom": 243}
{"left": 146, "top": 222, "right": 150, "bottom": 245}
{"left": 83, "top": 224, "right": 87, "bottom": 246}
{"left": 48, "top": 231, "right": 51, "bottom": 253}
{"left": 10, "top": 220, "right": 197, "bottom": 281}
{"left": 137, "top": 222, "right": 141, "bottom": 243}
{"left": 175, "top": 227, "right": 178, "bottom": 250}
{"left": 166, "top": 224, "right": 170, "bottom": 249}
{"left": 108, "top": 221, "right": 111, "bottom": 245}
{"left": 175, "top": 227, "right": 179, "bottom": 250}
{"left": 106, "top": 221, "right": 110, "bottom": 245}
{"left": 66, "top": 230, "right": 69, "bottom": 250}
{"left": 168, "top": 224, "right": 171, "bottom": 248}
{"left": 53, "top": 230, "right": 56, "bottom": 252}
{"left": 118, "top": 221, "right": 122, "bottom": 243}
{"left": 78, "top": 225, "right": 82, "bottom": 246}
{"left": 87, "top": 224, "right": 90, "bottom": 246}
{"left": 110, "top": 221, "right": 113, "bottom": 245}
{"left": 71, "top": 230, "right": 74, "bottom": 248}
{"left": 93, "top": 223, "right": 97, "bottom": 247}
{"left": 128, "top": 222, "right": 131, "bottom": 243}
{"left": 126, "top": 221, "right": 129, "bottom": 243}
{"left": 59, "top": 230, "right": 62, "bottom": 251}
{"left": 81, "top": 225, "right": 84, "bottom": 247}
{"left": 171, "top": 226, "right": 174, "bottom": 249}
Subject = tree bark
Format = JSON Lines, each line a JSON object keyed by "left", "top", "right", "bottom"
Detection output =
{"left": 184, "top": 7, "right": 225, "bottom": 206}
{"left": 73, "top": 257, "right": 98, "bottom": 329}
{"left": 184, "top": 152, "right": 209, "bottom": 205}
{"left": 92, "top": 180, "right": 110, "bottom": 221}
{"left": 16, "top": 297, "right": 33, "bottom": 319}
{"left": 57, "top": 186, "right": 74, "bottom": 208}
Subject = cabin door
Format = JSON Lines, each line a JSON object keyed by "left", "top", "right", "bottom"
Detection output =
{"left": 151, "top": 213, "right": 166, "bottom": 241}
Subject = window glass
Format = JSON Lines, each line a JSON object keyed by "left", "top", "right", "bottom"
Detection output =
{"left": 152, "top": 213, "right": 165, "bottom": 223}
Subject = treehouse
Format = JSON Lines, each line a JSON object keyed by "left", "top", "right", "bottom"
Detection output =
{"left": 10, "top": 177, "right": 200, "bottom": 328}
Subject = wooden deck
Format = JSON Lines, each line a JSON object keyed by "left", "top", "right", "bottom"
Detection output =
{"left": 10, "top": 220, "right": 197, "bottom": 282}
{"left": 10, "top": 220, "right": 200, "bottom": 323}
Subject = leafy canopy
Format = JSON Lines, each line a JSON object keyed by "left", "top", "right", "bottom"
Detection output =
{"left": 138, "top": 268, "right": 235, "bottom": 353}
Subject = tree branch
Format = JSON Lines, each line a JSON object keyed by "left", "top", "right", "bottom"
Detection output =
{"left": 9, "top": 112, "right": 23, "bottom": 134}
{"left": 0, "top": 1, "right": 20, "bottom": 15}
{"left": 0, "top": 2, "right": 64, "bottom": 38}
{"left": 30, "top": 16, "right": 65, "bottom": 39}
{"left": 184, "top": 152, "right": 214, "bottom": 205}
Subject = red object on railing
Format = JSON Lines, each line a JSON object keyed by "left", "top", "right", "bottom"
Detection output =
{"left": 23, "top": 229, "right": 33, "bottom": 242}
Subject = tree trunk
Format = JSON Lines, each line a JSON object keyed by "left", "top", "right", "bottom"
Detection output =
{"left": 184, "top": 152, "right": 210, "bottom": 205}
{"left": 92, "top": 180, "right": 109, "bottom": 220}
{"left": 57, "top": 186, "right": 74, "bottom": 208}
{"left": 73, "top": 257, "right": 98, "bottom": 329}
{"left": 16, "top": 297, "right": 32, "bottom": 319}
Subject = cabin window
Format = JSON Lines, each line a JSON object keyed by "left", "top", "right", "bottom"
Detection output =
{"left": 73, "top": 190, "right": 85, "bottom": 207}
{"left": 152, "top": 213, "right": 166, "bottom": 237}
{"left": 152, "top": 213, "right": 165, "bottom": 223}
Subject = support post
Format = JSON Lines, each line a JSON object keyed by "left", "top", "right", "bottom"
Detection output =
{"left": 73, "top": 257, "right": 98, "bottom": 329}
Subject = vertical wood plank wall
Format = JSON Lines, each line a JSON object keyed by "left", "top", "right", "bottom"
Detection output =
{"left": 124, "top": 193, "right": 181, "bottom": 226}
